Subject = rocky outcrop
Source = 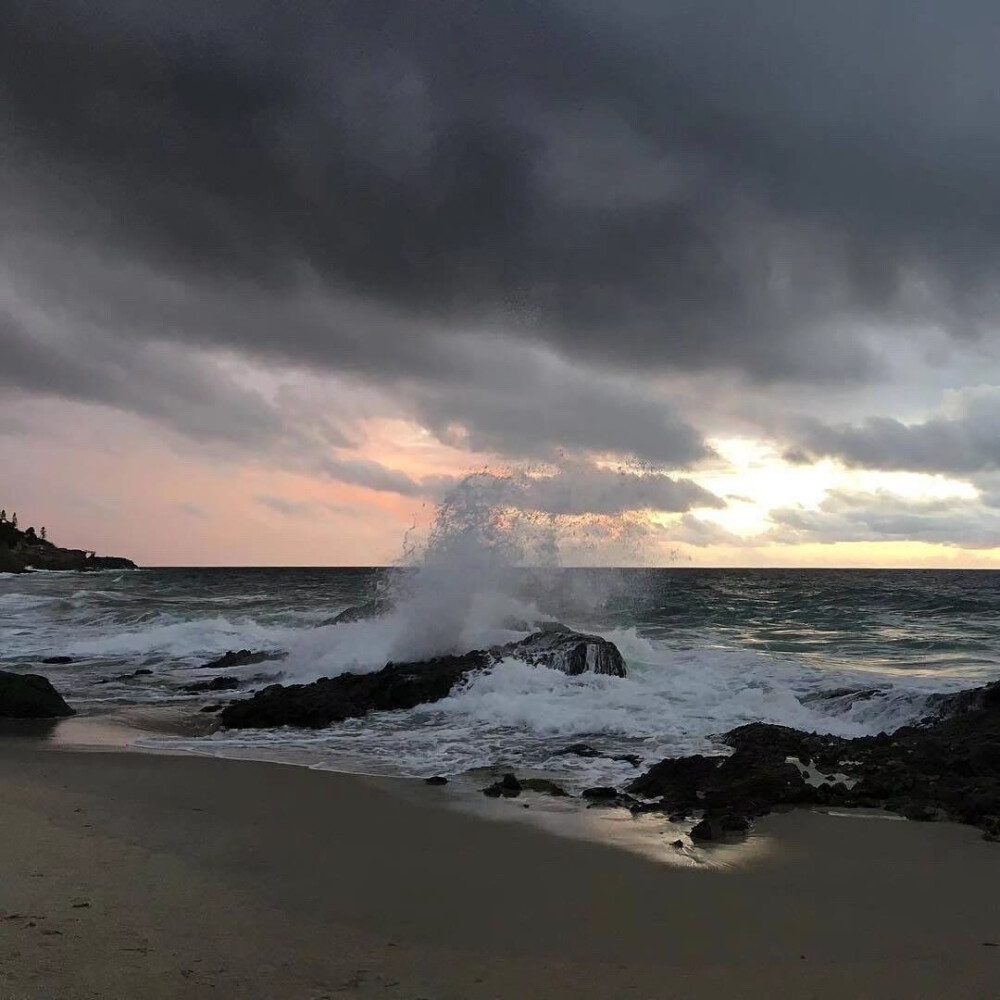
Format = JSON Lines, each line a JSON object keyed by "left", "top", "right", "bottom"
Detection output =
{"left": 199, "top": 650, "right": 285, "bottom": 670}
{"left": 182, "top": 675, "right": 242, "bottom": 693}
{"left": 0, "top": 520, "right": 136, "bottom": 573}
{"left": 495, "top": 626, "right": 627, "bottom": 677}
{"left": 555, "top": 743, "right": 642, "bottom": 767}
{"left": 481, "top": 774, "right": 569, "bottom": 798}
{"left": 96, "top": 668, "right": 152, "bottom": 685}
{"left": 0, "top": 671, "right": 75, "bottom": 718}
{"left": 221, "top": 652, "right": 489, "bottom": 729}
{"left": 221, "top": 628, "right": 628, "bottom": 730}
{"left": 624, "top": 678, "right": 1000, "bottom": 842}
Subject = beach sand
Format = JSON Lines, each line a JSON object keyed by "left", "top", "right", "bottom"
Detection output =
{"left": 3, "top": 736, "right": 1000, "bottom": 999}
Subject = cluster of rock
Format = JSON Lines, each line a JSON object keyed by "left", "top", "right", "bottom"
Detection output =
{"left": 0, "top": 519, "right": 136, "bottom": 573}
{"left": 616, "top": 680, "right": 1000, "bottom": 841}
{"left": 220, "top": 625, "right": 626, "bottom": 730}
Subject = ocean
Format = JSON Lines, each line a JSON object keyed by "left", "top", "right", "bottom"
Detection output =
{"left": 3, "top": 566, "right": 999, "bottom": 789}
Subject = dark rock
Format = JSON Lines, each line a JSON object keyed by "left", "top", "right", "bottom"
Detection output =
{"left": 498, "top": 773, "right": 522, "bottom": 797}
{"left": 582, "top": 786, "right": 619, "bottom": 800}
{"left": 0, "top": 672, "right": 75, "bottom": 719}
{"left": 222, "top": 651, "right": 489, "bottom": 729}
{"left": 690, "top": 812, "right": 752, "bottom": 842}
{"left": 199, "top": 704, "right": 223, "bottom": 714}
{"left": 182, "top": 675, "right": 241, "bottom": 694}
{"left": 424, "top": 775, "right": 448, "bottom": 786}
{"left": 554, "top": 743, "right": 640, "bottom": 767}
{"left": 481, "top": 774, "right": 525, "bottom": 798}
{"left": 1, "top": 520, "right": 137, "bottom": 572}
{"left": 97, "top": 668, "right": 153, "bottom": 685}
{"left": 221, "top": 627, "right": 628, "bottom": 731}
{"left": 481, "top": 774, "right": 569, "bottom": 798}
{"left": 621, "top": 677, "right": 1000, "bottom": 841}
{"left": 670, "top": 839, "right": 685, "bottom": 848}
{"left": 627, "top": 755, "right": 723, "bottom": 803}
{"left": 556, "top": 742, "right": 602, "bottom": 758}
{"left": 497, "top": 630, "right": 627, "bottom": 677}
{"left": 689, "top": 817, "right": 721, "bottom": 842}
{"left": 41, "top": 656, "right": 74, "bottom": 665}
{"left": 200, "top": 649, "right": 284, "bottom": 671}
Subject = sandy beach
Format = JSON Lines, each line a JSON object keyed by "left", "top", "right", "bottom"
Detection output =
{"left": 2, "top": 735, "right": 999, "bottom": 999}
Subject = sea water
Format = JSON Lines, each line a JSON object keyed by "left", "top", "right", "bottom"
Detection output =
{"left": 3, "top": 565, "right": 999, "bottom": 789}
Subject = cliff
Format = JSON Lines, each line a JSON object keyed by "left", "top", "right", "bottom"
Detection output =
{"left": 0, "top": 519, "right": 137, "bottom": 573}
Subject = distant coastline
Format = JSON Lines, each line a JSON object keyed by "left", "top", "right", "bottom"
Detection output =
{"left": 0, "top": 510, "right": 137, "bottom": 574}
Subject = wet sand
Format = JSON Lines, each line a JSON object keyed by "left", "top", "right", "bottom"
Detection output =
{"left": 3, "top": 736, "right": 1000, "bottom": 999}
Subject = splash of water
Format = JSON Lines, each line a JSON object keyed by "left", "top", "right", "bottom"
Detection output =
{"left": 386, "top": 472, "right": 542, "bottom": 661}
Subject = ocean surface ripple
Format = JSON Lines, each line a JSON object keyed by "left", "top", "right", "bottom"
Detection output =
{"left": 3, "top": 567, "right": 999, "bottom": 786}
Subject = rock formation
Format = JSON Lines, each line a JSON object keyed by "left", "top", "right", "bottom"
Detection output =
{"left": 0, "top": 671, "right": 75, "bottom": 718}
{"left": 0, "top": 518, "right": 136, "bottom": 573}
{"left": 221, "top": 626, "right": 628, "bottom": 729}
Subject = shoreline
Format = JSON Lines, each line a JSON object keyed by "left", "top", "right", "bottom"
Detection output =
{"left": 3, "top": 736, "right": 1000, "bottom": 998}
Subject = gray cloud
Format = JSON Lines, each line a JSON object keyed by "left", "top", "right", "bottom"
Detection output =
{"left": 789, "top": 389, "right": 1000, "bottom": 475}
{"left": 509, "top": 463, "right": 720, "bottom": 516}
{"left": 175, "top": 502, "right": 208, "bottom": 519}
{"left": 255, "top": 495, "right": 317, "bottom": 518}
{"left": 769, "top": 490, "right": 1000, "bottom": 549}
{"left": 317, "top": 455, "right": 442, "bottom": 498}
{"left": 5, "top": 0, "right": 1000, "bottom": 399}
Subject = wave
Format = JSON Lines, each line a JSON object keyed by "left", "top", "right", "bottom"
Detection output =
{"left": 137, "top": 618, "right": 977, "bottom": 785}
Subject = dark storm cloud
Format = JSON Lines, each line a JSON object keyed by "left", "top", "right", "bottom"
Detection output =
{"left": 5, "top": 0, "right": 1000, "bottom": 395}
{"left": 0, "top": 303, "right": 290, "bottom": 447}
{"left": 788, "top": 390, "right": 1000, "bottom": 475}
{"left": 769, "top": 490, "right": 1000, "bottom": 549}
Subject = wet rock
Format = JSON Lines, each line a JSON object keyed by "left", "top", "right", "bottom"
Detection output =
{"left": 221, "top": 627, "right": 627, "bottom": 731}
{"left": 199, "top": 703, "right": 223, "bottom": 714}
{"left": 182, "top": 675, "right": 241, "bottom": 694}
{"left": 582, "top": 786, "right": 619, "bottom": 800}
{"left": 497, "top": 629, "right": 627, "bottom": 677}
{"left": 221, "top": 652, "right": 489, "bottom": 729}
{"left": 200, "top": 649, "right": 284, "bottom": 671}
{"left": 41, "top": 656, "right": 74, "bottom": 665}
{"left": 627, "top": 755, "right": 724, "bottom": 804}
{"left": 97, "top": 668, "right": 152, "bottom": 685}
{"left": 424, "top": 776, "right": 448, "bottom": 786}
{"left": 690, "top": 813, "right": 752, "bottom": 842}
{"left": 482, "top": 773, "right": 522, "bottom": 798}
{"left": 622, "top": 677, "right": 1000, "bottom": 840}
{"left": 481, "top": 774, "right": 569, "bottom": 798}
{"left": 554, "top": 743, "right": 640, "bottom": 766}
{"left": 556, "top": 742, "right": 603, "bottom": 758}
{"left": 0, "top": 672, "right": 75, "bottom": 719}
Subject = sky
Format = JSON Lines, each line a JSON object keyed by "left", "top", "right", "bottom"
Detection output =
{"left": 3, "top": 0, "right": 1000, "bottom": 567}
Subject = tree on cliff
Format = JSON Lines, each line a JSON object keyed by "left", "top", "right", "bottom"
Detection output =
{"left": 40, "top": 527, "right": 47, "bottom": 541}
{"left": 0, "top": 510, "right": 6, "bottom": 524}
{"left": 25, "top": 526, "right": 36, "bottom": 540}
{"left": 11, "top": 513, "right": 17, "bottom": 529}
